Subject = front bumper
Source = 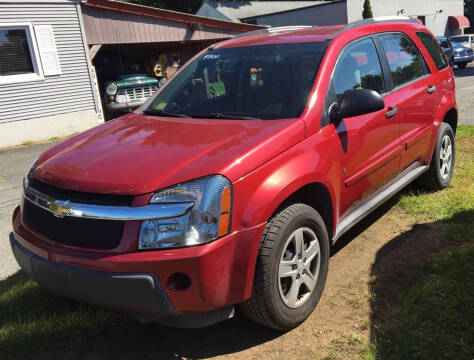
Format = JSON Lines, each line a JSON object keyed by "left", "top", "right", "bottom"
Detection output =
{"left": 11, "top": 206, "right": 266, "bottom": 326}
{"left": 10, "top": 234, "right": 236, "bottom": 327}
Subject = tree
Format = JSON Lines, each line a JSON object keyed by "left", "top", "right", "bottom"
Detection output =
{"left": 362, "top": 0, "right": 373, "bottom": 19}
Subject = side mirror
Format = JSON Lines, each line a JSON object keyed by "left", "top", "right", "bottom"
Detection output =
{"left": 330, "top": 89, "right": 385, "bottom": 123}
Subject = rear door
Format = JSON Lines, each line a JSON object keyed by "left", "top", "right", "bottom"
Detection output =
{"left": 328, "top": 37, "right": 401, "bottom": 214}
{"left": 375, "top": 32, "right": 439, "bottom": 172}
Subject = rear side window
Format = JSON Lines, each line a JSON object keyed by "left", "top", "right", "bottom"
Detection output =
{"left": 416, "top": 32, "right": 448, "bottom": 70}
{"left": 378, "top": 33, "right": 425, "bottom": 88}
{"left": 333, "top": 38, "right": 384, "bottom": 101}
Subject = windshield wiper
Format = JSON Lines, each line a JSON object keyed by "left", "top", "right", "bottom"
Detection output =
{"left": 142, "top": 109, "right": 191, "bottom": 118}
{"left": 191, "top": 112, "right": 261, "bottom": 120}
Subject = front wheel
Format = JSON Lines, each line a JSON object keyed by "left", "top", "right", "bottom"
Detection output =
{"left": 457, "top": 62, "right": 467, "bottom": 69}
{"left": 419, "top": 122, "right": 455, "bottom": 190}
{"left": 240, "top": 204, "right": 329, "bottom": 330}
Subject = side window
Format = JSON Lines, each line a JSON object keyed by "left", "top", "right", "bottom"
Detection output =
{"left": 416, "top": 32, "right": 448, "bottom": 70}
{"left": 378, "top": 33, "right": 425, "bottom": 88}
{"left": 333, "top": 38, "right": 384, "bottom": 102}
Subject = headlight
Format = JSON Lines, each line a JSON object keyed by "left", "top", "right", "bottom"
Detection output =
{"left": 106, "top": 83, "right": 118, "bottom": 95}
{"left": 138, "top": 175, "right": 232, "bottom": 250}
{"left": 24, "top": 158, "right": 38, "bottom": 189}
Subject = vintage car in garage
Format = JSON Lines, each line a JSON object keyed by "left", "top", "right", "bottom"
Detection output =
{"left": 103, "top": 74, "right": 159, "bottom": 115}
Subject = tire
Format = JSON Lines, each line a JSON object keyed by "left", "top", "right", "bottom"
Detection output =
{"left": 457, "top": 62, "right": 467, "bottom": 69}
{"left": 240, "top": 203, "right": 329, "bottom": 330}
{"left": 419, "top": 122, "right": 455, "bottom": 191}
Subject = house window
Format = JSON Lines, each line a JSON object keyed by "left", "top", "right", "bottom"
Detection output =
{"left": 0, "top": 23, "right": 61, "bottom": 85}
{"left": 0, "top": 28, "right": 34, "bottom": 76}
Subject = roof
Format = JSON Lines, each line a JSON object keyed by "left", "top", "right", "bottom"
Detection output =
{"left": 199, "top": 1, "right": 333, "bottom": 23}
{"left": 84, "top": 0, "right": 265, "bottom": 32}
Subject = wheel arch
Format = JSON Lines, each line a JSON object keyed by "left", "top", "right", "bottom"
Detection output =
{"left": 443, "top": 107, "right": 458, "bottom": 134}
{"left": 269, "top": 182, "right": 335, "bottom": 241}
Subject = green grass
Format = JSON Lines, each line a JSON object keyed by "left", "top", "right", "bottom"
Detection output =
{"left": 374, "top": 246, "right": 474, "bottom": 360}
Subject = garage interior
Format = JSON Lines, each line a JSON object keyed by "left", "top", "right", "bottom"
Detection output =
{"left": 81, "top": 0, "right": 263, "bottom": 119}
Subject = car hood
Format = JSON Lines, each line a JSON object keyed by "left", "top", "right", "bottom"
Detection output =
{"left": 107, "top": 75, "right": 158, "bottom": 88}
{"left": 33, "top": 113, "right": 305, "bottom": 195}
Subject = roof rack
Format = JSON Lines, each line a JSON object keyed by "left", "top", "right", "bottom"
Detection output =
{"left": 231, "top": 25, "right": 313, "bottom": 40}
{"left": 209, "top": 25, "right": 313, "bottom": 49}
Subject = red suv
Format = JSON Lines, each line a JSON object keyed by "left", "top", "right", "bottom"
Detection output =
{"left": 11, "top": 18, "right": 457, "bottom": 330}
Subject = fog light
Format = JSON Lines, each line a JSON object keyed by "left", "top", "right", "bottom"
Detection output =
{"left": 167, "top": 273, "right": 191, "bottom": 291}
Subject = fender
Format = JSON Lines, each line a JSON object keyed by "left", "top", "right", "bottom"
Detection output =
{"left": 232, "top": 130, "right": 341, "bottom": 234}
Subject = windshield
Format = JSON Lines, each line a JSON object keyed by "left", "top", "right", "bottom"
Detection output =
{"left": 145, "top": 42, "right": 329, "bottom": 120}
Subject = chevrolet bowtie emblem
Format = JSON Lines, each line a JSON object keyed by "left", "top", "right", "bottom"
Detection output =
{"left": 49, "top": 201, "right": 71, "bottom": 218}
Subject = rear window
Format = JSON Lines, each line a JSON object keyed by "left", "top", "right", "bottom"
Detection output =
{"left": 417, "top": 32, "right": 448, "bottom": 70}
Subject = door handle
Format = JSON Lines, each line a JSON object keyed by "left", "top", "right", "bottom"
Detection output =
{"left": 427, "top": 85, "right": 436, "bottom": 94}
{"left": 385, "top": 107, "right": 399, "bottom": 119}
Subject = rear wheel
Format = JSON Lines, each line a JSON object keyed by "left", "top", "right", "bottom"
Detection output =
{"left": 457, "top": 62, "right": 467, "bottom": 68}
{"left": 240, "top": 203, "right": 329, "bottom": 330}
{"left": 419, "top": 122, "right": 455, "bottom": 191}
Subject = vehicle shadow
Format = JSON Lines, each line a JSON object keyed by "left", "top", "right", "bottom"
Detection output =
{"left": 453, "top": 64, "right": 474, "bottom": 78}
{"left": 368, "top": 208, "right": 474, "bottom": 358}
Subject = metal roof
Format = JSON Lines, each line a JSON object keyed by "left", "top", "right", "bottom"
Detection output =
{"left": 84, "top": 0, "right": 265, "bottom": 32}
{"left": 202, "top": 1, "right": 332, "bottom": 23}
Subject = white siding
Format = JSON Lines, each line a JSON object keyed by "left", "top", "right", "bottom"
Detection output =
{"left": 0, "top": 1, "right": 96, "bottom": 124}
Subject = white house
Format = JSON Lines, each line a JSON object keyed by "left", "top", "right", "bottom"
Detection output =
{"left": 0, "top": 0, "right": 102, "bottom": 149}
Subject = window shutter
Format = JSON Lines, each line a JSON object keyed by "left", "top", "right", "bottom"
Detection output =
{"left": 34, "top": 25, "right": 61, "bottom": 76}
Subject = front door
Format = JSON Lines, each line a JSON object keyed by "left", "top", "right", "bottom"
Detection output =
{"left": 329, "top": 37, "right": 402, "bottom": 215}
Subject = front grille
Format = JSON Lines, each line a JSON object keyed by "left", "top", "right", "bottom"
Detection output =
{"left": 23, "top": 179, "right": 131, "bottom": 249}
{"left": 23, "top": 200, "right": 124, "bottom": 249}
{"left": 116, "top": 85, "right": 158, "bottom": 103}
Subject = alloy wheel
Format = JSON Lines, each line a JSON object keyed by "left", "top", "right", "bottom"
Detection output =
{"left": 278, "top": 227, "right": 321, "bottom": 308}
{"left": 439, "top": 134, "right": 453, "bottom": 180}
